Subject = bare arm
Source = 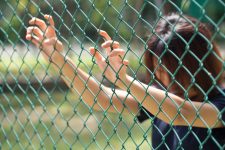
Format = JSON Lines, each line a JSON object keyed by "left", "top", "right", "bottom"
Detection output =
{"left": 120, "top": 76, "right": 223, "bottom": 128}
{"left": 26, "top": 15, "right": 139, "bottom": 115}
{"left": 49, "top": 51, "right": 139, "bottom": 114}
{"left": 95, "top": 31, "right": 224, "bottom": 128}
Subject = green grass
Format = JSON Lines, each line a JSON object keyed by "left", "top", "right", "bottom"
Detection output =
{"left": 0, "top": 91, "right": 152, "bottom": 149}
{"left": 0, "top": 46, "right": 150, "bottom": 149}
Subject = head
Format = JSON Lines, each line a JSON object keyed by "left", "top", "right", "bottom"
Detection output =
{"left": 145, "top": 14, "right": 224, "bottom": 101}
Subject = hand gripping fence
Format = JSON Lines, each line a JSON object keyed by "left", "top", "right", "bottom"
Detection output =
{"left": 0, "top": 0, "right": 225, "bottom": 149}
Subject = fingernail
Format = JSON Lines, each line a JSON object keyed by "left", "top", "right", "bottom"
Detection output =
{"left": 90, "top": 49, "right": 96, "bottom": 56}
{"left": 26, "top": 35, "right": 31, "bottom": 40}
{"left": 44, "top": 14, "right": 51, "bottom": 18}
{"left": 101, "top": 43, "right": 105, "bottom": 47}
{"left": 29, "top": 18, "right": 34, "bottom": 23}
{"left": 100, "top": 30, "right": 105, "bottom": 34}
{"left": 27, "top": 28, "right": 31, "bottom": 32}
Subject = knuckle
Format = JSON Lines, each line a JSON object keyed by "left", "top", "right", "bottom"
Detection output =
{"left": 32, "top": 18, "right": 38, "bottom": 22}
{"left": 33, "top": 26, "right": 39, "bottom": 31}
{"left": 36, "top": 19, "right": 45, "bottom": 25}
{"left": 106, "top": 40, "right": 113, "bottom": 44}
{"left": 27, "top": 26, "right": 33, "bottom": 30}
{"left": 51, "top": 37, "right": 58, "bottom": 42}
{"left": 37, "top": 18, "right": 44, "bottom": 22}
{"left": 107, "top": 40, "right": 114, "bottom": 45}
{"left": 114, "top": 41, "right": 120, "bottom": 45}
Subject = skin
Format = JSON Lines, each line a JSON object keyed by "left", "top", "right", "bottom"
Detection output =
{"left": 26, "top": 15, "right": 224, "bottom": 128}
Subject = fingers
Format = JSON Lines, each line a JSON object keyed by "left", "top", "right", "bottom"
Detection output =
{"left": 29, "top": 17, "right": 47, "bottom": 31}
{"left": 109, "top": 49, "right": 125, "bottom": 57}
{"left": 27, "top": 15, "right": 63, "bottom": 50}
{"left": 98, "top": 30, "right": 128, "bottom": 65}
{"left": 89, "top": 47, "right": 105, "bottom": 62}
{"left": 99, "top": 30, "right": 111, "bottom": 41}
{"left": 55, "top": 40, "right": 63, "bottom": 52}
{"left": 44, "top": 15, "right": 55, "bottom": 26}
{"left": 90, "top": 47, "right": 126, "bottom": 63}
{"left": 123, "top": 59, "right": 129, "bottom": 66}
{"left": 26, "top": 34, "right": 40, "bottom": 47}
{"left": 99, "top": 30, "right": 121, "bottom": 56}
{"left": 29, "top": 15, "right": 55, "bottom": 32}
{"left": 27, "top": 26, "right": 43, "bottom": 40}
{"left": 101, "top": 40, "right": 120, "bottom": 49}
{"left": 108, "top": 49, "right": 129, "bottom": 66}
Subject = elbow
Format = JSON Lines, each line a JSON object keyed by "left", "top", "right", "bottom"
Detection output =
{"left": 157, "top": 108, "right": 187, "bottom": 126}
{"left": 171, "top": 110, "right": 187, "bottom": 126}
{"left": 172, "top": 105, "right": 191, "bottom": 126}
{"left": 168, "top": 97, "right": 192, "bottom": 126}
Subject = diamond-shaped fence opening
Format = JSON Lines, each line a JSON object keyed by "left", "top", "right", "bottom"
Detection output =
{"left": 0, "top": 0, "right": 225, "bottom": 149}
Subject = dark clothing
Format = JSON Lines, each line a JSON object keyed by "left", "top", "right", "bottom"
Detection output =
{"left": 137, "top": 89, "right": 225, "bottom": 150}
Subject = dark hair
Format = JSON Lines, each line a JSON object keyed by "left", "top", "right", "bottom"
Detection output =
{"left": 145, "top": 14, "right": 224, "bottom": 101}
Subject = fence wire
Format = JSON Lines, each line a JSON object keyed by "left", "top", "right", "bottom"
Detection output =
{"left": 0, "top": 0, "right": 225, "bottom": 149}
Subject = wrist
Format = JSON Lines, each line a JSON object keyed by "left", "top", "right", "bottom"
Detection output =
{"left": 42, "top": 49, "right": 64, "bottom": 67}
{"left": 117, "top": 74, "right": 131, "bottom": 90}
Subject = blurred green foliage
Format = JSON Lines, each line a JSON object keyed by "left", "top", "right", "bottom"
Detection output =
{"left": 0, "top": 0, "right": 224, "bottom": 83}
{"left": 0, "top": 0, "right": 224, "bottom": 44}
{"left": 0, "top": 90, "right": 152, "bottom": 149}
{"left": 0, "top": 1, "right": 224, "bottom": 149}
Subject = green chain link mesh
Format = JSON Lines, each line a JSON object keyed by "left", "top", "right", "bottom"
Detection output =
{"left": 0, "top": 0, "right": 224, "bottom": 149}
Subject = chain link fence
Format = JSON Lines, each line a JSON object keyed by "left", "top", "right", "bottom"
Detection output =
{"left": 0, "top": 0, "right": 225, "bottom": 149}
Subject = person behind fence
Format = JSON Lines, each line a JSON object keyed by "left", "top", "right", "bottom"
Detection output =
{"left": 26, "top": 13, "right": 225, "bottom": 149}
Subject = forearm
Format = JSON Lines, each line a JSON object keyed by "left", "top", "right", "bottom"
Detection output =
{"left": 119, "top": 75, "right": 224, "bottom": 127}
{"left": 120, "top": 75, "right": 187, "bottom": 124}
{"left": 44, "top": 51, "right": 107, "bottom": 110}
{"left": 26, "top": 16, "right": 139, "bottom": 115}
{"left": 44, "top": 51, "right": 139, "bottom": 114}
